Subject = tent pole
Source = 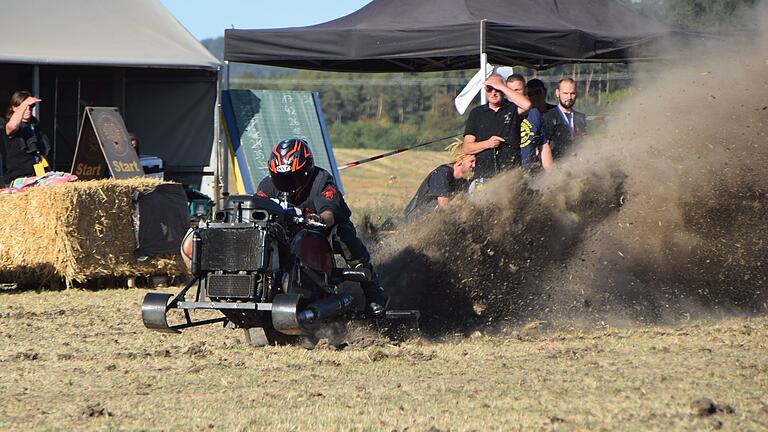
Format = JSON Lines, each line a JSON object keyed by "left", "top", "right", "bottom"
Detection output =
{"left": 222, "top": 60, "right": 230, "bottom": 196}
{"left": 213, "top": 67, "right": 222, "bottom": 207}
{"left": 480, "top": 19, "right": 487, "bottom": 105}
{"left": 32, "top": 65, "right": 40, "bottom": 118}
{"left": 76, "top": 78, "right": 81, "bottom": 138}
{"left": 120, "top": 69, "right": 126, "bottom": 117}
{"left": 53, "top": 75, "right": 59, "bottom": 169}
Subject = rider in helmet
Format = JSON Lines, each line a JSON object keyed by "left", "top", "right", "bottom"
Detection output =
{"left": 257, "top": 138, "right": 387, "bottom": 317}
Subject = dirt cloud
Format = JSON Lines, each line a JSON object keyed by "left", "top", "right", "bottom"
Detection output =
{"left": 374, "top": 12, "right": 768, "bottom": 335}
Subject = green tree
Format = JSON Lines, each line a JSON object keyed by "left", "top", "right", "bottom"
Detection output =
{"left": 620, "top": 0, "right": 760, "bottom": 30}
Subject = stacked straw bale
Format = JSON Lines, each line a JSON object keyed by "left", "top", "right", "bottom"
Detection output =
{"left": 0, "top": 178, "right": 186, "bottom": 286}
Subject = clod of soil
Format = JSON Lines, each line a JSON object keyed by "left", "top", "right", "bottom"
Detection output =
{"left": 15, "top": 351, "right": 40, "bottom": 361}
{"left": 366, "top": 348, "right": 388, "bottom": 362}
{"left": 314, "top": 338, "right": 348, "bottom": 351}
{"left": 691, "top": 398, "right": 735, "bottom": 417}
{"left": 403, "top": 348, "right": 435, "bottom": 362}
{"left": 154, "top": 348, "right": 172, "bottom": 357}
{"left": 550, "top": 415, "right": 566, "bottom": 424}
{"left": 81, "top": 402, "right": 112, "bottom": 418}
{"left": 184, "top": 342, "right": 207, "bottom": 357}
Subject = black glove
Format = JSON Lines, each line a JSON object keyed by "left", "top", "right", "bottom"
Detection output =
{"left": 306, "top": 213, "right": 323, "bottom": 224}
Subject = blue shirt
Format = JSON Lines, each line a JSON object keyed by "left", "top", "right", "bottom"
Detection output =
{"left": 519, "top": 107, "right": 543, "bottom": 167}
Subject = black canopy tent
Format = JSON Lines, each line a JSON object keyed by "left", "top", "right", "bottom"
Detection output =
{"left": 224, "top": 0, "right": 691, "bottom": 72}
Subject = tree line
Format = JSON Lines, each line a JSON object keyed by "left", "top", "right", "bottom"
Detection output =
{"left": 231, "top": 66, "right": 633, "bottom": 149}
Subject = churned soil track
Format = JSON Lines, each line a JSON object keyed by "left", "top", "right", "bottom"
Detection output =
{"left": 1, "top": 288, "right": 767, "bottom": 431}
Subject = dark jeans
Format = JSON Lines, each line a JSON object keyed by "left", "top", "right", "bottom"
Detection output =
{"left": 332, "top": 219, "right": 370, "bottom": 265}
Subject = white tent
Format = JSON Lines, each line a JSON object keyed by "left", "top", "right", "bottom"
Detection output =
{"left": 0, "top": 0, "right": 221, "bottom": 188}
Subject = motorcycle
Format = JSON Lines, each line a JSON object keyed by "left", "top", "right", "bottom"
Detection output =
{"left": 141, "top": 194, "right": 417, "bottom": 347}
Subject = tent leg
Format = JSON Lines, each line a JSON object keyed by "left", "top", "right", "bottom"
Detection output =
{"left": 54, "top": 75, "right": 59, "bottom": 169}
{"left": 76, "top": 79, "right": 82, "bottom": 138}
{"left": 32, "top": 65, "right": 40, "bottom": 118}
{"left": 480, "top": 19, "right": 487, "bottom": 105}
{"left": 222, "top": 61, "right": 230, "bottom": 197}
{"left": 213, "top": 67, "right": 222, "bottom": 207}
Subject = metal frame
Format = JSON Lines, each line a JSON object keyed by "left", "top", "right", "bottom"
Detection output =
{"left": 313, "top": 91, "right": 344, "bottom": 195}
{"left": 480, "top": 19, "right": 488, "bottom": 105}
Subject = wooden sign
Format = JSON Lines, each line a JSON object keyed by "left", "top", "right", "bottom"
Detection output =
{"left": 71, "top": 107, "right": 144, "bottom": 180}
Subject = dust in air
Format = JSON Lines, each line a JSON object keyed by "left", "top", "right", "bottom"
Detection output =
{"left": 374, "top": 10, "right": 768, "bottom": 336}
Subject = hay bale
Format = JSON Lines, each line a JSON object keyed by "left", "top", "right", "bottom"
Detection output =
{"left": 0, "top": 178, "right": 187, "bottom": 286}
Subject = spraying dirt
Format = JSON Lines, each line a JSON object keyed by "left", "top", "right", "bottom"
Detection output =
{"left": 375, "top": 20, "right": 768, "bottom": 336}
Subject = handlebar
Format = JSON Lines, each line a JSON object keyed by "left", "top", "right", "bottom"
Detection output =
{"left": 279, "top": 201, "right": 328, "bottom": 229}
{"left": 290, "top": 216, "right": 327, "bottom": 229}
{"left": 303, "top": 218, "right": 327, "bottom": 229}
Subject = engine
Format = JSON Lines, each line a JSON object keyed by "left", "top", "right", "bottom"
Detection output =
{"left": 191, "top": 195, "right": 288, "bottom": 302}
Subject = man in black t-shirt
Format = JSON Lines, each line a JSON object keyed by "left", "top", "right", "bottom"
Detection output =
{"left": 463, "top": 73, "right": 531, "bottom": 179}
{"left": 404, "top": 143, "right": 475, "bottom": 222}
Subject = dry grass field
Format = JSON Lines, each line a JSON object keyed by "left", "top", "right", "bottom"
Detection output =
{"left": 1, "top": 288, "right": 767, "bottom": 431}
{"left": 334, "top": 148, "right": 449, "bottom": 221}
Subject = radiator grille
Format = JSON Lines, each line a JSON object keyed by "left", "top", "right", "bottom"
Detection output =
{"left": 207, "top": 274, "right": 255, "bottom": 299}
{"left": 199, "top": 228, "right": 265, "bottom": 272}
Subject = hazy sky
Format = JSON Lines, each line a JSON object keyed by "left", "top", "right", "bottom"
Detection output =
{"left": 158, "top": 0, "right": 373, "bottom": 40}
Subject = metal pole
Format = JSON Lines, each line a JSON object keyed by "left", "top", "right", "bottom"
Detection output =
{"left": 222, "top": 60, "right": 230, "bottom": 196}
{"left": 32, "top": 65, "right": 40, "bottom": 118}
{"left": 480, "top": 19, "right": 488, "bottom": 105}
{"left": 76, "top": 78, "right": 81, "bottom": 136}
{"left": 120, "top": 69, "right": 126, "bottom": 117}
{"left": 53, "top": 75, "right": 59, "bottom": 168}
{"left": 213, "top": 67, "right": 222, "bottom": 207}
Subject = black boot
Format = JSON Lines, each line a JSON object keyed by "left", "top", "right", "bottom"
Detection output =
{"left": 364, "top": 285, "right": 388, "bottom": 318}
{"left": 353, "top": 262, "right": 388, "bottom": 318}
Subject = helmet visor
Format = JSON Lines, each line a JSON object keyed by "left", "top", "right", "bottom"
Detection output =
{"left": 271, "top": 170, "right": 309, "bottom": 192}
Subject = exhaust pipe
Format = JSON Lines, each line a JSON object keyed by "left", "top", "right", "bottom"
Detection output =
{"left": 272, "top": 292, "right": 355, "bottom": 335}
{"left": 297, "top": 292, "right": 355, "bottom": 325}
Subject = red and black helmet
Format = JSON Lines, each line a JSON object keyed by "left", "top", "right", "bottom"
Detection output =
{"left": 268, "top": 138, "right": 315, "bottom": 192}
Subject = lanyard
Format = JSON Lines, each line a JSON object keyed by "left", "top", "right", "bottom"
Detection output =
{"left": 557, "top": 106, "right": 574, "bottom": 138}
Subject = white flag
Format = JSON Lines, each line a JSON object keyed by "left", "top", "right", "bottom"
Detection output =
{"left": 454, "top": 64, "right": 515, "bottom": 115}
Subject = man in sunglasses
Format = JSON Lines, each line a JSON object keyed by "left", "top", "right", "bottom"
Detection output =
{"left": 462, "top": 73, "right": 531, "bottom": 180}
